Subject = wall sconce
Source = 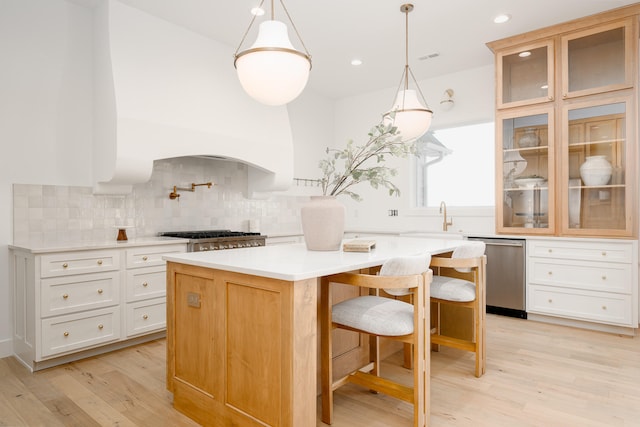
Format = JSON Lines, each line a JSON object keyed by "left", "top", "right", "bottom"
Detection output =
{"left": 439, "top": 88, "right": 455, "bottom": 111}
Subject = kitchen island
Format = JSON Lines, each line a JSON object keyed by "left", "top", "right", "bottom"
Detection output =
{"left": 163, "top": 235, "right": 465, "bottom": 427}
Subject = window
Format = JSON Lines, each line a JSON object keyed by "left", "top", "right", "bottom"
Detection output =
{"left": 415, "top": 122, "right": 495, "bottom": 207}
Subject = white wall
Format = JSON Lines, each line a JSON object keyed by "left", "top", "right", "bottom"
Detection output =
{"left": 0, "top": 0, "right": 94, "bottom": 356}
{"left": 332, "top": 65, "right": 496, "bottom": 234}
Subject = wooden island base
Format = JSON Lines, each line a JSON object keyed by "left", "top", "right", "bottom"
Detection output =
{"left": 166, "top": 262, "right": 318, "bottom": 426}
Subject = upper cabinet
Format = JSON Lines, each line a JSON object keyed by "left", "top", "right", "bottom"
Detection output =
{"left": 497, "top": 40, "right": 555, "bottom": 109}
{"left": 488, "top": 6, "right": 639, "bottom": 238}
{"left": 561, "top": 19, "right": 635, "bottom": 99}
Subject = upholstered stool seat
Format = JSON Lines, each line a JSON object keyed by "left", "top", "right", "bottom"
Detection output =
{"left": 332, "top": 295, "right": 414, "bottom": 336}
{"left": 430, "top": 276, "right": 476, "bottom": 302}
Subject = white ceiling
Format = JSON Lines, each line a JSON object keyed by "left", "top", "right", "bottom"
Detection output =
{"left": 106, "top": 0, "right": 638, "bottom": 99}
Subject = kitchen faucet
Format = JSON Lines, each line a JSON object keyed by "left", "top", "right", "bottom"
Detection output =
{"left": 439, "top": 201, "right": 453, "bottom": 232}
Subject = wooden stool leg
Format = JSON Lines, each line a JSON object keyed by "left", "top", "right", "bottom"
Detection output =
{"left": 320, "top": 278, "right": 333, "bottom": 424}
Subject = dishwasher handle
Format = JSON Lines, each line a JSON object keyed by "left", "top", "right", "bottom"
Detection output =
{"left": 481, "top": 241, "right": 524, "bottom": 248}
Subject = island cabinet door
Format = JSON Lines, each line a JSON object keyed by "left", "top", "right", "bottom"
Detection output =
{"left": 166, "top": 262, "right": 317, "bottom": 427}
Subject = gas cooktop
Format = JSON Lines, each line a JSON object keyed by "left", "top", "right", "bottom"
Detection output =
{"left": 159, "top": 230, "right": 262, "bottom": 240}
{"left": 158, "top": 229, "right": 266, "bottom": 251}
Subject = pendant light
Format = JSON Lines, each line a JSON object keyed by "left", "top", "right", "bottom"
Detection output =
{"left": 383, "top": 4, "right": 433, "bottom": 141}
{"left": 233, "top": 0, "right": 312, "bottom": 106}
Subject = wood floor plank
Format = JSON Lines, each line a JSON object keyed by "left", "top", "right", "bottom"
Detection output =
{"left": 1, "top": 315, "right": 638, "bottom": 427}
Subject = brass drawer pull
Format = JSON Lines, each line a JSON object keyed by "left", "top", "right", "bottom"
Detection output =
{"left": 548, "top": 299, "right": 553, "bottom": 303}
{"left": 142, "top": 282, "right": 149, "bottom": 287}
{"left": 63, "top": 331, "right": 69, "bottom": 337}
{"left": 97, "top": 289, "right": 103, "bottom": 294}
{"left": 602, "top": 252, "right": 607, "bottom": 257}
{"left": 98, "top": 324, "right": 104, "bottom": 330}
{"left": 601, "top": 275, "right": 607, "bottom": 281}
{"left": 62, "top": 263, "right": 68, "bottom": 268}
{"left": 142, "top": 256, "right": 148, "bottom": 261}
{"left": 97, "top": 260, "right": 103, "bottom": 265}
{"left": 602, "top": 306, "right": 607, "bottom": 310}
{"left": 143, "top": 314, "right": 149, "bottom": 320}
{"left": 62, "top": 293, "right": 69, "bottom": 299}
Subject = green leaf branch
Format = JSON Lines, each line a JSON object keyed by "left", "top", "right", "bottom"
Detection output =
{"left": 319, "top": 118, "right": 417, "bottom": 201}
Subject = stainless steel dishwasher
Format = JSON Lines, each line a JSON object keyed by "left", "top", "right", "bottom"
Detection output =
{"left": 467, "top": 236, "right": 526, "bottom": 319}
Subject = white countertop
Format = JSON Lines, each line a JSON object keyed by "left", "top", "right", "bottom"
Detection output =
{"left": 163, "top": 235, "right": 465, "bottom": 281}
{"left": 9, "top": 237, "right": 189, "bottom": 254}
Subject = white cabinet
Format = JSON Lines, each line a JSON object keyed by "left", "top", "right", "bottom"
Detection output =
{"left": 11, "top": 242, "right": 186, "bottom": 371}
{"left": 123, "top": 245, "right": 184, "bottom": 338}
{"left": 526, "top": 238, "right": 638, "bottom": 334}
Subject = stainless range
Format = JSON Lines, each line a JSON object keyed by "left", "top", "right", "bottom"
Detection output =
{"left": 159, "top": 230, "right": 266, "bottom": 252}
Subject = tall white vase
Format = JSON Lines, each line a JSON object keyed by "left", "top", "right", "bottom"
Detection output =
{"left": 301, "top": 196, "right": 345, "bottom": 251}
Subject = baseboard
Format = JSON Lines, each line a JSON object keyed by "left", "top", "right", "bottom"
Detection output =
{"left": 527, "top": 313, "right": 637, "bottom": 337}
{"left": 0, "top": 337, "right": 13, "bottom": 359}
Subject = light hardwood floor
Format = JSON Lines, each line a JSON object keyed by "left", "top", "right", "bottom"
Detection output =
{"left": 1, "top": 315, "right": 639, "bottom": 426}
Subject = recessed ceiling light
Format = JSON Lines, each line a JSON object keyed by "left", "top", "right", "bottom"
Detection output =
{"left": 519, "top": 51, "right": 532, "bottom": 58}
{"left": 251, "top": 6, "right": 265, "bottom": 16}
{"left": 494, "top": 14, "right": 511, "bottom": 24}
{"left": 351, "top": 59, "right": 363, "bottom": 66}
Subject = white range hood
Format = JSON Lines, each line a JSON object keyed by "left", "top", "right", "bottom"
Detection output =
{"left": 92, "top": 0, "right": 294, "bottom": 195}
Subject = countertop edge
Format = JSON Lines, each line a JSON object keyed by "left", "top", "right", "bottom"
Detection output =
{"left": 9, "top": 237, "right": 189, "bottom": 254}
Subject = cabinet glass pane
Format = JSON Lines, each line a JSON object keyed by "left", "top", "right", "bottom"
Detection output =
{"left": 567, "top": 27, "right": 625, "bottom": 93}
{"left": 567, "top": 102, "right": 625, "bottom": 230}
{"left": 502, "top": 46, "right": 549, "bottom": 104}
{"left": 502, "top": 113, "right": 550, "bottom": 229}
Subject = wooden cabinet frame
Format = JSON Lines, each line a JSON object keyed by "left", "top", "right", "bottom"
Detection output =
{"left": 488, "top": 5, "right": 639, "bottom": 238}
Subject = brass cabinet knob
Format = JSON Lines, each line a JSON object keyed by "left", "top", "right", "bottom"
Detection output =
{"left": 62, "top": 263, "right": 68, "bottom": 268}
{"left": 601, "top": 252, "right": 607, "bottom": 257}
{"left": 548, "top": 271, "right": 553, "bottom": 276}
{"left": 98, "top": 324, "right": 104, "bottom": 330}
{"left": 548, "top": 249, "right": 552, "bottom": 253}
{"left": 62, "top": 293, "right": 69, "bottom": 299}
{"left": 142, "top": 282, "right": 148, "bottom": 287}
{"left": 63, "top": 331, "right": 69, "bottom": 337}
{"left": 602, "top": 306, "right": 607, "bottom": 310}
{"left": 548, "top": 299, "right": 553, "bottom": 303}
{"left": 601, "top": 276, "right": 607, "bottom": 281}
{"left": 97, "top": 260, "right": 103, "bottom": 265}
{"left": 142, "top": 256, "right": 148, "bottom": 261}
{"left": 97, "top": 289, "right": 103, "bottom": 294}
{"left": 143, "top": 314, "right": 149, "bottom": 320}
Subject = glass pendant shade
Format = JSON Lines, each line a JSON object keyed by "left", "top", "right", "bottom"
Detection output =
{"left": 235, "top": 20, "right": 311, "bottom": 106}
{"left": 386, "top": 89, "right": 433, "bottom": 141}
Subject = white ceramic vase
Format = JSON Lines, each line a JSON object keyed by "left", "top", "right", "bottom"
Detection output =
{"left": 518, "top": 128, "right": 540, "bottom": 148}
{"left": 301, "top": 196, "right": 345, "bottom": 251}
{"left": 580, "top": 155, "right": 612, "bottom": 186}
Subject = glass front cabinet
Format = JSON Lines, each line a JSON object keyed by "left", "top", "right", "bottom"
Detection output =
{"left": 489, "top": 10, "right": 638, "bottom": 238}
{"left": 497, "top": 107, "right": 555, "bottom": 233}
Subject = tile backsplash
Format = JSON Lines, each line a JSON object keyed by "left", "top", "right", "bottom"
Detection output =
{"left": 13, "top": 157, "right": 307, "bottom": 246}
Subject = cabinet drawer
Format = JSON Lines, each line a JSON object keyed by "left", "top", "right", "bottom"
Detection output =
{"left": 41, "top": 307, "right": 120, "bottom": 358}
{"left": 126, "top": 299, "right": 166, "bottom": 337}
{"left": 529, "top": 258, "right": 632, "bottom": 293}
{"left": 40, "top": 250, "right": 120, "bottom": 278}
{"left": 126, "top": 244, "right": 186, "bottom": 269}
{"left": 527, "top": 285, "right": 632, "bottom": 326}
{"left": 528, "top": 240, "right": 633, "bottom": 263}
{"left": 126, "top": 266, "right": 166, "bottom": 302}
{"left": 41, "top": 272, "right": 120, "bottom": 317}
